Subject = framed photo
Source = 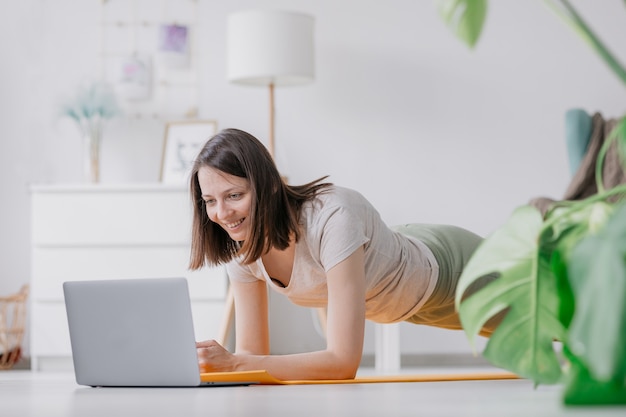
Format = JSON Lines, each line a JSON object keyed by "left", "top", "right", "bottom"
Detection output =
{"left": 158, "top": 23, "right": 191, "bottom": 69}
{"left": 160, "top": 120, "right": 217, "bottom": 184}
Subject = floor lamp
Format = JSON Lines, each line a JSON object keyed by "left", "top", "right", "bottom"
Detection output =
{"left": 227, "top": 9, "right": 315, "bottom": 158}
{"left": 217, "top": 10, "right": 318, "bottom": 347}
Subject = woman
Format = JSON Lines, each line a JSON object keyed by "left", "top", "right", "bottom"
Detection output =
{"left": 190, "top": 128, "right": 500, "bottom": 381}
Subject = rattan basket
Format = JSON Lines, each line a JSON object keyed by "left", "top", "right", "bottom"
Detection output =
{"left": 0, "top": 285, "right": 29, "bottom": 370}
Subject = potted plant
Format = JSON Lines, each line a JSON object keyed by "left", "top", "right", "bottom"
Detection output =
{"left": 437, "top": 0, "right": 626, "bottom": 405}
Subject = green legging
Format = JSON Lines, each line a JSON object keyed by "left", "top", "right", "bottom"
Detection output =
{"left": 391, "top": 223, "right": 501, "bottom": 336}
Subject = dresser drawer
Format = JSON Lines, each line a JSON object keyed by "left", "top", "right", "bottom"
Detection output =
{"left": 31, "top": 186, "right": 193, "bottom": 245}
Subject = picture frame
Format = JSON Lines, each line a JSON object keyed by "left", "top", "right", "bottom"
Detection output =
{"left": 160, "top": 120, "right": 218, "bottom": 184}
{"left": 158, "top": 23, "right": 191, "bottom": 69}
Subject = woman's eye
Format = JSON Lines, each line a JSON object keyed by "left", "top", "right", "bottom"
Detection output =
{"left": 229, "top": 193, "right": 242, "bottom": 200}
{"left": 204, "top": 199, "right": 215, "bottom": 205}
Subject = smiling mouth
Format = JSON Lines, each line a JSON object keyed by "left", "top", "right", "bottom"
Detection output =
{"left": 224, "top": 218, "right": 245, "bottom": 229}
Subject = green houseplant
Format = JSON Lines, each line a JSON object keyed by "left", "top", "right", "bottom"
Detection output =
{"left": 437, "top": 0, "right": 626, "bottom": 406}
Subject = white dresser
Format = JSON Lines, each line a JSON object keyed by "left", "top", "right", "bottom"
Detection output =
{"left": 30, "top": 184, "right": 228, "bottom": 371}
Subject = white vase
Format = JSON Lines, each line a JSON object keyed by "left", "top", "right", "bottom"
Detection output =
{"left": 83, "top": 132, "right": 101, "bottom": 183}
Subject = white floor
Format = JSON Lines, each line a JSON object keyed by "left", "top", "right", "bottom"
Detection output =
{"left": 1, "top": 367, "right": 625, "bottom": 417}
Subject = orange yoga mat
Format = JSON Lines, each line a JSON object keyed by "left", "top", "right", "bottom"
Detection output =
{"left": 200, "top": 369, "right": 520, "bottom": 385}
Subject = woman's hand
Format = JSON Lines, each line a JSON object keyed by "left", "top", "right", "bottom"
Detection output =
{"left": 196, "top": 339, "right": 236, "bottom": 373}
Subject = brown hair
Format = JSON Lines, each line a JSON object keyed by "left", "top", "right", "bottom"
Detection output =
{"left": 189, "top": 128, "right": 332, "bottom": 269}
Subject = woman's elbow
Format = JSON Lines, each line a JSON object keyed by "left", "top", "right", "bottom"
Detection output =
{"left": 329, "top": 353, "right": 361, "bottom": 380}
{"left": 338, "top": 362, "right": 360, "bottom": 379}
{"left": 338, "top": 366, "right": 358, "bottom": 380}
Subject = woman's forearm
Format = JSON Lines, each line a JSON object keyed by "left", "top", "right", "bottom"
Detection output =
{"left": 232, "top": 348, "right": 361, "bottom": 380}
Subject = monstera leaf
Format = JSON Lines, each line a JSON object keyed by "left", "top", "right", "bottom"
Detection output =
{"left": 455, "top": 205, "right": 566, "bottom": 384}
{"left": 569, "top": 227, "right": 626, "bottom": 381}
{"left": 436, "top": 0, "right": 487, "bottom": 48}
{"left": 561, "top": 202, "right": 626, "bottom": 404}
{"left": 541, "top": 200, "right": 616, "bottom": 331}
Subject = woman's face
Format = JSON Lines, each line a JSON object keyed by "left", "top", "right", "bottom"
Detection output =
{"left": 198, "top": 166, "right": 252, "bottom": 242}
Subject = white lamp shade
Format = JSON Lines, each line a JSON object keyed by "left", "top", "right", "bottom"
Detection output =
{"left": 227, "top": 10, "right": 315, "bottom": 86}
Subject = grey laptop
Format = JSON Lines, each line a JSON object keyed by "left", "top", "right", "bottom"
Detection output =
{"left": 63, "top": 277, "right": 252, "bottom": 387}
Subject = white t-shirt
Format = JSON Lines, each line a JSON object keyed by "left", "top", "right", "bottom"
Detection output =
{"left": 226, "top": 186, "right": 439, "bottom": 323}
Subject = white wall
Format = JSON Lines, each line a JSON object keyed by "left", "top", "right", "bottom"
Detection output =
{"left": 1, "top": 0, "right": 625, "bottom": 359}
